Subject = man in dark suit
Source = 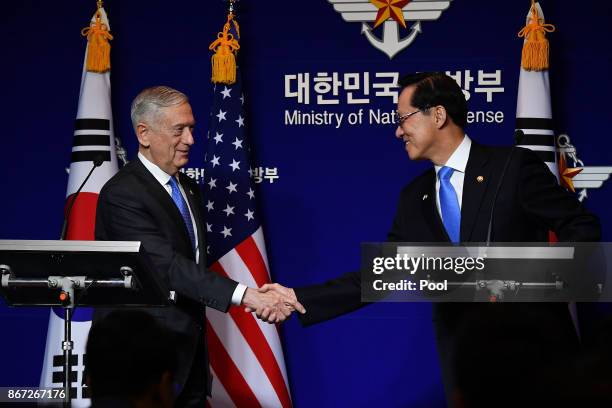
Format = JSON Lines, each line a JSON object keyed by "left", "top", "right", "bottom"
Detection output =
{"left": 94, "top": 86, "right": 304, "bottom": 407}
{"left": 259, "top": 72, "right": 600, "bottom": 403}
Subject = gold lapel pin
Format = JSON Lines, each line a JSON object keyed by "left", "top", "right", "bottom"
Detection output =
{"left": 476, "top": 176, "right": 484, "bottom": 183}
{"left": 189, "top": 189, "right": 194, "bottom": 195}
{"left": 422, "top": 194, "right": 428, "bottom": 200}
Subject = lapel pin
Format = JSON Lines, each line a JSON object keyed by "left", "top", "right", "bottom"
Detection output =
{"left": 476, "top": 176, "right": 484, "bottom": 183}
{"left": 422, "top": 194, "right": 428, "bottom": 200}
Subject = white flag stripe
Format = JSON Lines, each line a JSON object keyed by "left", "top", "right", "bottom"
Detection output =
{"left": 218, "top": 248, "right": 258, "bottom": 288}
{"left": 251, "top": 314, "right": 290, "bottom": 388}
{"left": 209, "top": 367, "right": 237, "bottom": 408}
{"left": 219, "top": 234, "right": 289, "bottom": 389}
{"left": 207, "top": 308, "right": 283, "bottom": 407}
{"left": 252, "top": 227, "right": 271, "bottom": 276}
{"left": 217, "top": 246, "right": 289, "bottom": 382}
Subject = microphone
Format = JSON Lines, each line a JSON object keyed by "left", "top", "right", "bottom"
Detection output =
{"left": 60, "top": 155, "right": 104, "bottom": 240}
{"left": 485, "top": 147, "right": 516, "bottom": 246}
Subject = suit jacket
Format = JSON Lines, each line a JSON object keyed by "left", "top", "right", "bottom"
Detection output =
{"left": 295, "top": 142, "right": 601, "bottom": 327}
{"left": 94, "top": 157, "right": 238, "bottom": 396}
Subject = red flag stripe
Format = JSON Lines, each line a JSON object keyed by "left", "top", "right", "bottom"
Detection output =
{"left": 228, "top": 307, "right": 292, "bottom": 408}
{"left": 210, "top": 260, "right": 292, "bottom": 408}
{"left": 235, "top": 236, "right": 271, "bottom": 287}
{"left": 206, "top": 320, "right": 261, "bottom": 408}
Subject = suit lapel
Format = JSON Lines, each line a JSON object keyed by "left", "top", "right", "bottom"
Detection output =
{"left": 130, "top": 158, "right": 194, "bottom": 254}
{"left": 460, "top": 142, "right": 491, "bottom": 241}
{"left": 421, "top": 170, "right": 450, "bottom": 242}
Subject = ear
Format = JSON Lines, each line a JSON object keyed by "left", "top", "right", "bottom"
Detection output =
{"left": 136, "top": 122, "right": 151, "bottom": 148}
{"left": 433, "top": 106, "right": 448, "bottom": 129}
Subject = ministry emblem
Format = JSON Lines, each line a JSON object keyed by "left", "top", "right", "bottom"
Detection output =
{"left": 329, "top": 0, "right": 452, "bottom": 58}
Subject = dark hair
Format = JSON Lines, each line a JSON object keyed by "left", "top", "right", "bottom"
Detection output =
{"left": 398, "top": 72, "right": 468, "bottom": 129}
{"left": 86, "top": 310, "right": 177, "bottom": 399}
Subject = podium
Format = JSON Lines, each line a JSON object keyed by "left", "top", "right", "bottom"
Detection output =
{"left": 0, "top": 240, "right": 170, "bottom": 407}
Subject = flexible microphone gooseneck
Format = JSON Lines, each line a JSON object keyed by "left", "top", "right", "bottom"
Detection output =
{"left": 60, "top": 155, "right": 104, "bottom": 240}
{"left": 485, "top": 131, "right": 522, "bottom": 245}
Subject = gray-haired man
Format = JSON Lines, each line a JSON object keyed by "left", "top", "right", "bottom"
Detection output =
{"left": 94, "top": 86, "right": 304, "bottom": 407}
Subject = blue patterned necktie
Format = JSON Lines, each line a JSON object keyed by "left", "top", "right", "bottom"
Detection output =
{"left": 438, "top": 166, "right": 461, "bottom": 243}
{"left": 167, "top": 177, "right": 196, "bottom": 254}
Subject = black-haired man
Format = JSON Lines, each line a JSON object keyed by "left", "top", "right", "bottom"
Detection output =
{"left": 260, "top": 72, "right": 600, "bottom": 403}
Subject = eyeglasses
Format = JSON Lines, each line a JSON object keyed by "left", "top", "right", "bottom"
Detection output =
{"left": 394, "top": 107, "right": 430, "bottom": 125}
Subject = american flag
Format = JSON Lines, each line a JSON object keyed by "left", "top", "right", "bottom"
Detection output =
{"left": 203, "top": 66, "right": 293, "bottom": 407}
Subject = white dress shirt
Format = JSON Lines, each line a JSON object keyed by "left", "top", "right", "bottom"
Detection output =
{"left": 433, "top": 135, "right": 472, "bottom": 222}
{"left": 138, "top": 153, "right": 246, "bottom": 305}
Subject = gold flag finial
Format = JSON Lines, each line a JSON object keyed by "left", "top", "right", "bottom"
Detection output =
{"left": 81, "top": 1, "right": 113, "bottom": 73}
{"left": 517, "top": 0, "right": 556, "bottom": 71}
{"left": 209, "top": 1, "right": 241, "bottom": 84}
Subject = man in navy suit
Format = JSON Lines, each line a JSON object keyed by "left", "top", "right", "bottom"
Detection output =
{"left": 94, "top": 86, "right": 304, "bottom": 407}
{"left": 259, "top": 72, "right": 600, "bottom": 403}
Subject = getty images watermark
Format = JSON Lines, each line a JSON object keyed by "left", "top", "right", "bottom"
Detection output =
{"left": 361, "top": 243, "right": 612, "bottom": 302}
{"left": 372, "top": 253, "right": 485, "bottom": 291}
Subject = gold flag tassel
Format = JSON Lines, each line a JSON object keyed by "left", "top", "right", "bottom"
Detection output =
{"left": 81, "top": 2, "right": 113, "bottom": 73}
{"left": 209, "top": 11, "right": 241, "bottom": 84}
{"left": 517, "top": 0, "right": 556, "bottom": 71}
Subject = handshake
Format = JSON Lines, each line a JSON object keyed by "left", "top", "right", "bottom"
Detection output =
{"left": 241, "top": 283, "right": 305, "bottom": 324}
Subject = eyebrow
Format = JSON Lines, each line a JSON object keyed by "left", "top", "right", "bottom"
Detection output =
{"left": 173, "top": 122, "right": 196, "bottom": 128}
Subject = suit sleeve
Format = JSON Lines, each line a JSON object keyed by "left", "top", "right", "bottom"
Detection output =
{"left": 96, "top": 188, "right": 238, "bottom": 313}
{"left": 518, "top": 148, "right": 601, "bottom": 242}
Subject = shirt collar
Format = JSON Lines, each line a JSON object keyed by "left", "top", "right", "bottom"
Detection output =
{"left": 434, "top": 135, "right": 472, "bottom": 175}
{"left": 138, "top": 152, "right": 175, "bottom": 187}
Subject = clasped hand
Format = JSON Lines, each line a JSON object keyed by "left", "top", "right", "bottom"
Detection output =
{"left": 242, "top": 283, "right": 305, "bottom": 324}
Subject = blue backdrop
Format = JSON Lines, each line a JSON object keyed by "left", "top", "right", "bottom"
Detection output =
{"left": 1, "top": 1, "right": 611, "bottom": 406}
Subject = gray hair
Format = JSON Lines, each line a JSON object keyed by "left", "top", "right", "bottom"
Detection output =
{"left": 130, "top": 86, "right": 189, "bottom": 131}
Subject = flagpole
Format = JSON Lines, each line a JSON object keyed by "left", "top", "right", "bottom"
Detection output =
{"left": 62, "top": 308, "right": 73, "bottom": 407}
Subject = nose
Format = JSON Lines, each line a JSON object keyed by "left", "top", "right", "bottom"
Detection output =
{"left": 182, "top": 127, "right": 194, "bottom": 146}
{"left": 395, "top": 125, "right": 404, "bottom": 139}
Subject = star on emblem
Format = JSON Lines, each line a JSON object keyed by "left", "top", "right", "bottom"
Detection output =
{"left": 370, "top": 0, "right": 410, "bottom": 29}
{"left": 558, "top": 152, "right": 582, "bottom": 193}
